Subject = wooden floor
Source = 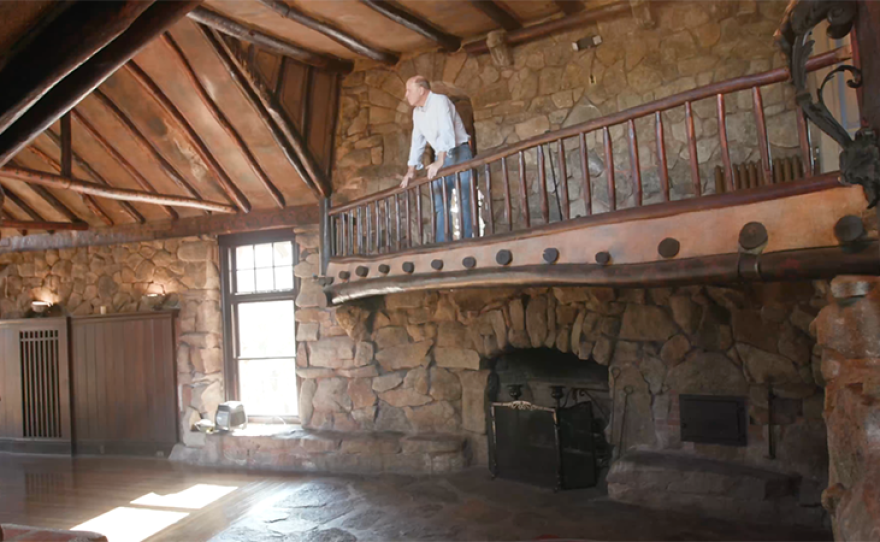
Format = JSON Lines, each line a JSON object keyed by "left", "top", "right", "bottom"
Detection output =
{"left": 0, "top": 453, "right": 300, "bottom": 542}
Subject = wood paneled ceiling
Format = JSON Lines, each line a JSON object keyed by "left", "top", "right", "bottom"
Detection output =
{"left": 0, "top": 0, "right": 597, "bottom": 242}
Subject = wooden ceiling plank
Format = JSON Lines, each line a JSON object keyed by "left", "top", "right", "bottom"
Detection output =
{"left": 71, "top": 109, "right": 179, "bottom": 220}
{"left": 201, "top": 27, "right": 330, "bottom": 198}
{"left": 0, "top": 206, "right": 28, "bottom": 236}
{"left": 0, "top": 166, "right": 239, "bottom": 214}
{"left": 468, "top": 0, "right": 522, "bottom": 31}
{"left": 0, "top": 1, "right": 154, "bottom": 137}
{"left": 554, "top": 0, "right": 585, "bottom": 15}
{"left": 2, "top": 183, "right": 47, "bottom": 223}
{"left": 360, "top": 0, "right": 461, "bottom": 51}
{"left": 0, "top": 1, "right": 201, "bottom": 169}
{"left": 162, "top": 32, "right": 285, "bottom": 209}
{"left": 92, "top": 89, "right": 205, "bottom": 204}
{"left": 17, "top": 151, "right": 87, "bottom": 224}
{"left": 187, "top": 7, "right": 353, "bottom": 73}
{"left": 44, "top": 129, "right": 146, "bottom": 225}
{"left": 255, "top": 0, "right": 399, "bottom": 64}
{"left": 124, "top": 60, "right": 251, "bottom": 213}
{"left": 0, "top": 203, "right": 319, "bottom": 254}
{"left": 0, "top": 218, "right": 87, "bottom": 232}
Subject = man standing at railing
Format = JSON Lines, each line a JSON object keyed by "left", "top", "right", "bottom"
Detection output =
{"left": 399, "top": 75, "right": 473, "bottom": 242}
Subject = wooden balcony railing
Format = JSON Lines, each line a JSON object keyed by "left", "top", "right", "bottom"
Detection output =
{"left": 326, "top": 47, "right": 851, "bottom": 262}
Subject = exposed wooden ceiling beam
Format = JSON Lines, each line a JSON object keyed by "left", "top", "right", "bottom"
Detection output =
{"left": 0, "top": 218, "right": 88, "bottom": 232}
{"left": 465, "top": 2, "right": 630, "bottom": 55}
{"left": 71, "top": 110, "right": 179, "bottom": 220}
{"left": 255, "top": 0, "right": 399, "bottom": 65}
{"left": 468, "top": 1, "right": 522, "bottom": 31}
{"left": 0, "top": 1, "right": 153, "bottom": 136}
{"left": 360, "top": 0, "right": 461, "bottom": 52}
{"left": 0, "top": 203, "right": 320, "bottom": 254}
{"left": 13, "top": 153, "right": 85, "bottom": 224}
{"left": 123, "top": 61, "right": 252, "bottom": 213}
{"left": 202, "top": 27, "right": 330, "bottom": 198}
{"left": 91, "top": 89, "right": 204, "bottom": 204}
{"left": 0, "top": 1, "right": 201, "bottom": 169}
{"left": 2, "top": 183, "right": 47, "bottom": 224}
{"left": 162, "top": 32, "right": 285, "bottom": 209}
{"left": 43, "top": 130, "right": 142, "bottom": 225}
{"left": 554, "top": 0, "right": 585, "bottom": 15}
{"left": 187, "top": 7, "right": 353, "bottom": 73}
{"left": 0, "top": 166, "right": 238, "bottom": 214}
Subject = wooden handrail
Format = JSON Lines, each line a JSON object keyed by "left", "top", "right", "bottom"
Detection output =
{"left": 329, "top": 46, "right": 850, "bottom": 217}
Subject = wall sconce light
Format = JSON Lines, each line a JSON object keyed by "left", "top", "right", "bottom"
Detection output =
{"left": 30, "top": 300, "right": 52, "bottom": 318}
{"left": 143, "top": 293, "right": 166, "bottom": 311}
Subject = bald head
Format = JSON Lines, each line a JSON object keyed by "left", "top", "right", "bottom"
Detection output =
{"left": 405, "top": 75, "right": 431, "bottom": 107}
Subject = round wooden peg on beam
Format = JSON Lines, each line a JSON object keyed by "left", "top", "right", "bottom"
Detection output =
{"left": 338, "top": 270, "right": 351, "bottom": 280}
{"left": 463, "top": 256, "right": 477, "bottom": 269}
{"left": 658, "top": 238, "right": 680, "bottom": 259}
{"left": 834, "top": 215, "right": 865, "bottom": 244}
{"left": 378, "top": 264, "right": 390, "bottom": 274}
{"left": 543, "top": 248, "right": 559, "bottom": 263}
{"left": 355, "top": 266, "right": 369, "bottom": 278}
{"left": 596, "top": 251, "right": 611, "bottom": 265}
{"left": 402, "top": 262, "right": 415, "bottom": 274}
{"left": 496, "top": 249, "right": 513, "bottom": 266}
{"left": 431, "top": 259, "right": 444, "bottom": 271}
{"left": 739, "top": 222, "right": 768, "bottom": 251}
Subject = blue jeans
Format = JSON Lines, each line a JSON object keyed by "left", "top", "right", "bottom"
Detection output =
{"left": 433, "top": 144, "right": 473, "bottom": 243}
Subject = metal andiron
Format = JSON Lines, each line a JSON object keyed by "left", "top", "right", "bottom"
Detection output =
{"left": 777, "top": 0, "right": 880, "bottom": 205}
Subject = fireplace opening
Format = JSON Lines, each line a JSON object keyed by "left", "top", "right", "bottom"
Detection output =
{"left": 486, "top": 348, "right": 611, "bottom": 490}
{"left": 679, "top": 394, "right": 748, "bottom": 447}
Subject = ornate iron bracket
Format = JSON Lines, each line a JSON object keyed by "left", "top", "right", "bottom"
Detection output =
{"left": 777, "top": 0, "right": 880, "bottom": 206}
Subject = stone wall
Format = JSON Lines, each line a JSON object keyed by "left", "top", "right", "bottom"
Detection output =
{"left": 333, "top": 1, "right": 799, "bottom": 226}
{"left": 295, "top": 273, "right": 830, "bottom": 483}
{"left": 0, "top": 237, "right": 224, "bottom": 449}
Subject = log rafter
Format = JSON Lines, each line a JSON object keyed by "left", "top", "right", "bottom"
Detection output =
{"left": 162, "top": 32, "right": 285, "bottom": 209}
{"left": 202, "top": 26, "right": 331, "bottom": 198}
{"left": 91, "top": 89, "right": 205, "bottom": 204}
{"left": 123, "top": 61, "right": 252, "bottom": 213}
{"left": 71, "top": 109, "right": 179, "bottom": 220}
{"left": 468, "top": 0, "right": 522, "bottom": 31}
{"left": 360, "top": 0, "right": 461, "bottom": 52}
{"left": 13, "top": 154, "right": 84, "bottom": 224}
{"left": 187, "top": 7, "right": 353, "bottom": 73}
{"left": 255, "top": 0, "right": 399, "bottom": 65}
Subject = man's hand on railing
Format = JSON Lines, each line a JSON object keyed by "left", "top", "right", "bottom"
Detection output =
{"left": 426, "top": 159, "right": 444, "bottom": 181}
{"left": 399, "top": 167, "right": 415, "bottom": 189}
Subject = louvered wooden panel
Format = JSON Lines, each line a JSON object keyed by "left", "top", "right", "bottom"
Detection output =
{"left": 20, "top": 329, "right": 62, "bottom": 438}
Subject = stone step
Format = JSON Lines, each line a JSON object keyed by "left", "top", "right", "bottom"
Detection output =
{"left": 607, "top": 450, "right": 827, "bottom": 528}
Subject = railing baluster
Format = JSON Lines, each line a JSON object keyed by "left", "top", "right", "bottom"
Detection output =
{"left": 341, "top": 212, "right": 347, "bottom": 257}
{"left": 470, "top": 168, "right": 479, "bottom": 238}
{"left": 627, "top": 119, "right": 642, "bottom": 206}
{"left": 348, "top": 210, "right": 354, "bottom": 255}
{"left": 484, "top": 164, "right": 494, "bottom": 236}
{"left": 441, "top": 173, "right": 451, "bottom": 242}
{"left": 796, "top": 105, "right": 814, "bottom": 177}
{"left": 655, "top": 112, "right": 669, "bottom": 202}
{"left": 385, "top": 197, "right": 391, "bottom": 252}
{"left": 752, "top": 87, "right": 772, "bottom": 186}
{"left": 579, "top": 132, "right": 591, "bottom": 215}
{"left": 334, "top": 215, "right": 340, "bottom": 257}
{"left": 416, "top": 186, "right": 423, "bottom": 246}
{"left": 557, "top": 139, "right": 569, "bottom": 220}
{"left": 518, "top": 151, "right": 530, "bottom": 228}
{"left": 366, "top": 205, "right": 372, "bottom": 254}
{"left": 375, "top": 200, "right": 381, "bottom": 254}
{"left": 395, "top": 193, "right": 402, "bottom": 249}
{"left": 685, "top": 101, "right": 701, "bottom": 197}
{"left": 717, "top": 93, "right": 734, "bottom": 193}
{"left": 537, "top": 145, "right": 549, "bottom": 223}
{"left": 429, "top": 181, "right": 437, "bottom": 243}
{"left": 455, "top": 171, "right": 464, "bottom": 239}
{"left": 603, "top": 126, "right": 616, "bottom": 211}
{"left": 502, "top": 157, "right": 512, "bottom": 231}
{"left": 357, "top": 206, "right": 363, "bottom": 254}
{"left": 404, "top": 189, "right": 411, "bottom": 248}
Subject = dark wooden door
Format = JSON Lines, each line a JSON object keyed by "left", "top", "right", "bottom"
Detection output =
{"left": 70, "top": 311, "right": 177, "bottom": 456}
{"left": 0, "top": 317, "right": 71, "bottom": 454}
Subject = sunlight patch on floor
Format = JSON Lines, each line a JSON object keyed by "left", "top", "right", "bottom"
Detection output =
{"left": 72, "top": 507, "right": 189, "bottom": 542}
{"left": 131, "top": 483, "right": 238, "bottom": 510}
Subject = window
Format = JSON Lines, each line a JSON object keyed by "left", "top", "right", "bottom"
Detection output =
{"left": 220, "top": 231, "right": 298, "bottom": 418}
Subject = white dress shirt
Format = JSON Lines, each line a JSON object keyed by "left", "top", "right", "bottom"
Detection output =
{"left": 407, "top": 92, "right": 471, "bottom": 170}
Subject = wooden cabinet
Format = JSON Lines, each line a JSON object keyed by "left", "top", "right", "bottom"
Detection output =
{"left": 0, "top": 318, "right": 72, "bottom": 454}
{"left": 70, "top": 311, "right": 178, "bottom": 456}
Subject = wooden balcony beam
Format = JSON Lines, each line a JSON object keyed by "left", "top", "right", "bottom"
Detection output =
{"left": 468, "top": 1, "right": 522, "bottom": 31}
{"left": 361, "top": 0, "right": 461, "bottom": 51}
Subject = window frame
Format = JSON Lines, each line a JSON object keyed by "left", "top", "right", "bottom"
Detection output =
{"left": 219, "top": 230, "right": 300, "bottom": 421}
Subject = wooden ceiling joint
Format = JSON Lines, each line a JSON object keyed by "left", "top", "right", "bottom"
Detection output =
{"left": 187, "top": 7, "right": 353, "bottom": 73}
{"left": 72, "top": 109, "right": 179, "bottom": 220}
{"left": 255, "top": 0, "right": 400, "bottom": 65}
{"left": 14, "top": 152, "right": 84, "bottom": 224}
{"left": 123, "top": 61, "right": 252, "bottom": 213}
{"left": 0, "top": 1, "right": 201, "bottom": 169}
{"left": 201, "top": 27, "right": 331, "bottom": 198}
{"left": 360, "top": 0, "right": 461, "bottom": 52}
{"left": 0, "top": 218, "right": 88, "bottom": 232}
{"left": 554, "top": 0, "right": 585, "bottom": 15}
{"left": 468, "top": 1, "right": 522, "bottom": 32}
{"left": 162, "top": 32, "right": 285, "bottom": 209}
{"left": 0, "top": 166, "right": 239, "bottom": 214}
